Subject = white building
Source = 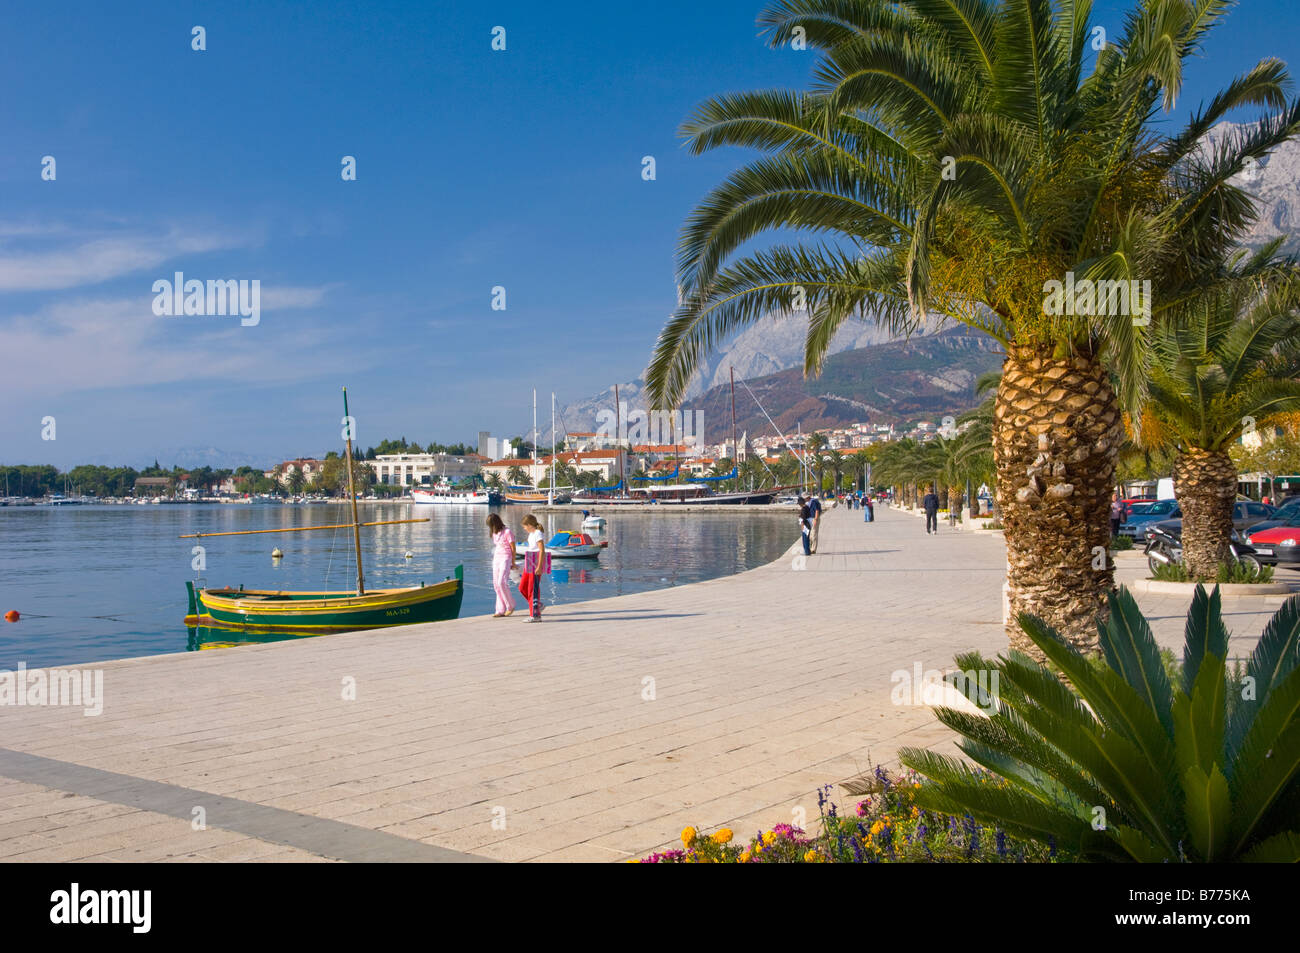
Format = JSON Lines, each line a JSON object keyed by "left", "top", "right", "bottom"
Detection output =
{"left": 482, "top": 449, "right": 625, "bottom": 486}
{"left": 372, "top": 453, "right": 488, "bottom": 487}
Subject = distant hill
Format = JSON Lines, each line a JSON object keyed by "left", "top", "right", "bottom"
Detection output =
{"left": 558, "top": 328, "right": 1003, "bottom": 442}
{"left": 693, "top": 327, "right": 1004, "bottom": 443}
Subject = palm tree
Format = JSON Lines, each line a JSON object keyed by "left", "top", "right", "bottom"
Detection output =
{"left": 875, "top": 438, "right": 930, "bottom": 508}
{"left": 506, "top": 466, "right": 527, "bottom": 487}
{"left": 646, "top": 0, "right": 1300, "bottom": 655}
{"left": 804, "top": 432, "right": 827, "bottom": 490}
{"left": 774, "top": 450, "right": 802, "bottom": 487}
{"left": 825, "top": 448, "right": 845, "bottom": 493}
{"left": 845, "top": 447, "right": 871, "bottom": 492}
{"left": 740, "top": 455, "right": 769, "bottom": 490}
{"left": 1147, "top": 271, "right": 1300, "bottom": 576}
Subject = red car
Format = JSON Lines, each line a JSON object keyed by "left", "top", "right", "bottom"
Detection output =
{"left": 1122, "top": 497, "right": 1154, "bottom": 519}
{"left": 1245, "top": 517, "right": 1300, "bottom": 568}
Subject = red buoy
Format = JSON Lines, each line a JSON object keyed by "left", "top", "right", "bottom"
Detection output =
{"left": 3, "top": 610, "right": 18, "bottom": 622}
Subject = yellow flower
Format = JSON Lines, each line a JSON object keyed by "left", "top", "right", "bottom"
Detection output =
{"left": 870, "top": 820, "right": 885, "bottom": 837}
{"left": 712, "top": 828, "right": 733, "bottom": 845}
{"left": 681, "top": 826, "right": 697, "bottom": 847}
{"left": 804, "top": 849, "right": 822, "bottom": 863}
{"left": 762, "top": 831, "right": 777, "bottom": 846}
{"left": 740, "top": 850, "right": 752, "bottom": 863}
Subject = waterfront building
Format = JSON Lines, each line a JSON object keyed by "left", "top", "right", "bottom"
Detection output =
{"left": 265, "top": 459, "right": 325, "bottom": 486}
{"left": 372, "top": 452, "right": 488, "bottom": 487}
{"left": 481, "top": 449, "right": 624, "bottom": 486}
{"left": 133, "top": 476, "right": 172, "bottom": 497}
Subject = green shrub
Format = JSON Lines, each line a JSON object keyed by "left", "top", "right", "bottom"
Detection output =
{"left": 1110, "top": 535, "right": 1134, "bottom": 551}
{"left": 1217, "top": 561, "right": 1274, "bottom": 584}
{"left": 1151, "top": 561, "right": 1192, "bottom": 581}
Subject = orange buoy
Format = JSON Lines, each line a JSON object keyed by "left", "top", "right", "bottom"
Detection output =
{"left": 3, "top": 610, "right": 18, "bottom": 622}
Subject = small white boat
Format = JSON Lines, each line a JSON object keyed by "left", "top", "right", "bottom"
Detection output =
{"left": 411, "top": 487, "right": 494, "bottom": 505}
{"left": 516, "top": 531, "right": 607, "bottom": 559}
{"left": 581, "top": 512, "right": 607, "bottom": 532}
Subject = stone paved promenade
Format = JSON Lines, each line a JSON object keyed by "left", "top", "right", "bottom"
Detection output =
{"left": 0, "top": 505, "right": 1291, "bottom": 862}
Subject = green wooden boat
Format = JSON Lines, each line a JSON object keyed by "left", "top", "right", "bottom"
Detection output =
{"left": 181, "top": 387, "right": 464, "bottom": 636}
{"left": 184, "top": 569, "right": 463, "bottom": 633}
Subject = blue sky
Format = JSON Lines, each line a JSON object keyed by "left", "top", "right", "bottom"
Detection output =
{"left": 1, "top": 0, "right": 1295, "bottom": 468}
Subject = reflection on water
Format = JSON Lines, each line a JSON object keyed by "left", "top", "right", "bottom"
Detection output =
{"left": 0, "top": 503, "right": 793, "bottom": 667}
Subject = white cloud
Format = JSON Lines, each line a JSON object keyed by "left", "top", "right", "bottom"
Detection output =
{"left": 0, "top": 286, "right": 361, "bottom": 396}
{"left": 0, "top": 226, "right": 245, "bottom": 292}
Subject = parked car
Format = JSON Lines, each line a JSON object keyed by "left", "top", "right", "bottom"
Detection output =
{"left": 1240, "top": 496, "right": 1300, "bottom": 539}
{"left": 1243, "top": 516, "right": 1300, "bottom": 569}
{"left": 1121, "top": 497, "right": 1155, "bottom": 519}
{"left": 1145, "top": 501, "right": 1276, "bottom": 541}
{"left": 1118, "top": 499, "right": 1180, "bottom": 539}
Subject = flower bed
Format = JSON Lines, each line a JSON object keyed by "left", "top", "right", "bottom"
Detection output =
{"left": 635, "top": 768, "right": 1066, "bottom": 863}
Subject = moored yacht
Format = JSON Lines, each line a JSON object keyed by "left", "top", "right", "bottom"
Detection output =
{"left": 410, "top": 486, "right": 498, "bottom": 505}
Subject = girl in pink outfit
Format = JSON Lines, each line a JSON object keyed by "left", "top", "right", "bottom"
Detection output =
{"left": 487, "top": 513, "right": 517, "bottom": 617}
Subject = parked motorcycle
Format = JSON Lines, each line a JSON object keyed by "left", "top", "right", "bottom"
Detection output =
{"left": 1145, "top": 524, "right": 1263, "bottom": 576}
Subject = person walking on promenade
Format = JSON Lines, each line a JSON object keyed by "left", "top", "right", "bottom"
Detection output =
{"left": 1109, "top": 493, "right": 1124, "bottom": 540}
{"left": 487, "top": 513, "right": 517, "bottom": 617}
{"left": 518, "top": 514, "right": 549, "bottom": 622}
{"left": 798, "top": 495, "right": 812, "bottom": 556}
{"left": 808, "top": 493, "right": 823, "bottom": 553}
{"left": 923, "top": 485, "right": 940, "bottom": 535}
{"left": 864, "top": 495, "right": 874, "bottom": 523}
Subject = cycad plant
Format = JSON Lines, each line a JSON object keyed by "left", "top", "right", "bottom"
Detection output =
{"left": 900, "top": 586, "right": 1300, "bottom": 861}
{"left": 1147, "top": 263, "right": 1300, "bottom": 576}
{"left": 646, "top": 0, "right": 1300, "bottom": 655}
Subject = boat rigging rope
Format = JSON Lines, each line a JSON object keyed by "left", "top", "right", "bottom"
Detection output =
{"left": 735, "top": 375, "right": 806, "bottom": 488}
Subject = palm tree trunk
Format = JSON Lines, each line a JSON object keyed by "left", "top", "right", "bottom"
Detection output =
{"left": 1174, "top": 448, "right": 1237, "bottom": 579}
{"left": 995, "top": 345, "right": 1122, "bottom": 658}
{"left": 947, "top": 485, "right": 962, "bottom": 523}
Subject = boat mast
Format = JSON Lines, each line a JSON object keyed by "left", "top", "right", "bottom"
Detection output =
{"left": 614, "top": 384, "right": 623, "bottom": 494}
{"left": 342, "top": 387, "right": 365, "bottom": 595}
{"left": 549, "top": 391, "right": 556, "bottom": 506}
{"left": 730, "top": 365, "right": 738, "bottom": 490}
{"left": 533, "top": 387, "right": 538, "bottom": 490}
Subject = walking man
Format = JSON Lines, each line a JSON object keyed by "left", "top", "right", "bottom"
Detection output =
{"left": 798, "top": 495, "right": 812, "bottom": 556}
{"left": 923, "top": 485, "right": 940, "bottom": 535}
{"left": 807, "top": 493, "right": 823, "bottom": 553}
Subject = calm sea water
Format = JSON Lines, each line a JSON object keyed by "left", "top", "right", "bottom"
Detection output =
{"left": 0, "top": 503, "right": 794, "bottom": 667}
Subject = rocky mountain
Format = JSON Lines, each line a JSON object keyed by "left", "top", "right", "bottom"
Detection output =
{"left": 1207, "top": 119, "right": 1300, "bottom": 255}
{"left": 558, "top": 318, "right": 941, "bottom": 436}
{"left": 692, "top": 327, "right": 1003, "bottom": 443}
{"left": 559, "top": 328, "right": 1001, "bottom": 442}
{"left": 685, "top": 312, "right": 927, "bottom": 396}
